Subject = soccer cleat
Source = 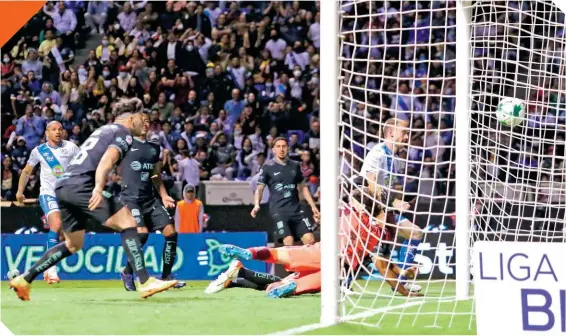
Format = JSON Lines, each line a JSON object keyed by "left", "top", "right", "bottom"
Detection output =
{"left": 405, "top": 282, "right": 422, "bottom": 292}
{"left": 9, "top": 275, "right": 31, "bottom": 301}
{"left": 137, "top": 277, "right": 178, "bottom": 299}
{"left": 267, "top": 281, "right": 297, "bottom": 299}
{"left": 266, "top": 280, "right": 297, "bottom": 299}
{"left": 120, "top": 271, "right": 137, "bottom": 291}
{"left": 44, "top": 266, "right": 60, "bottom": 284}
{"left": 204, "top": 260, "right": 242, "bottom": 294}
{"left": 162, "top": 275, "right": 187, "bottom": 289}
{"left": 218, "top": 244, "right": 252, "bottom": 260}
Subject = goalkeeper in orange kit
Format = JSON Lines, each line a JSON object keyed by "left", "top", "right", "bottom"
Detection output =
{"left": 205, "top": 189, "right": 421, "bottom": 298}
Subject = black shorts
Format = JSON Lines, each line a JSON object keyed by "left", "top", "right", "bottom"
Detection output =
{"left": 272, "top": 211, "right": 313, "bottom": 243}
{"left": 121, "top": 197, "right": 172, "bottom": 231}
{"left": 56, "top": 183, "right": 125, "bottom": 233}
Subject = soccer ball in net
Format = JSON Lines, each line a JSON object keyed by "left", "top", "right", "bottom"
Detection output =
{"left": 496, "top": 97, "right": 526, "bottom": 127}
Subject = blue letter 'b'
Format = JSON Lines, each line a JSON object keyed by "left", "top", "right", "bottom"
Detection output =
{"left": 521, "top": 288, "right": 554, "bottom": 331}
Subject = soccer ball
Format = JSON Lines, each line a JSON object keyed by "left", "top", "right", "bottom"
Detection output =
{"left": 496, "top": 97, "right": 526, "bottom": 127}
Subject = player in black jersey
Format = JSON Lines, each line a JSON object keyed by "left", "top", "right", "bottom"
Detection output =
{"left": 252, "top": 137, "right": 321, "bottom": 246}
{"left": 9, "top": 98, "right": 178, "bottom": 301}
{"left": 118, "top": 113, "right": 186, "bottom": 290}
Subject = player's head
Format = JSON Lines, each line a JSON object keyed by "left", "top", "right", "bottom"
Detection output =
{"left": 382, "top": 117, "right": 409, "bottom": 152}
{"left": 45, "top": 121, "right": 64, "bottom": 144}
{"left": 350, "top": 188, "right": 383, "bottom": 217}
{"left": 114, "top": 98, "right": 146, "bottom": 136}
{"left": 272, "top": 137, "right": 288, "bottom": 160}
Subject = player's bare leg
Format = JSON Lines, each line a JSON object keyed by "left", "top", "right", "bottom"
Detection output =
{"left": 282, "top": 235, "right": 294, "bottom": 246}
{"left": 120, "top": 226, "right": 149, "bottom": 291}
{"left": 161, "top": 224, "right": 186, "bottom": 288}
{"left": 44, "top": 211, "right": 63, "bottom": 284}
{"left": 300, "top": 232, "right": 315, "bottom": 245}
{"left": 105, "top": 207, "right": 177, "bottom": 298}
{"left": 10, "top": 230, "right": 84, "bottom": 301}
{"left": 396, "top": 219, "right": 423, "bottom": 271}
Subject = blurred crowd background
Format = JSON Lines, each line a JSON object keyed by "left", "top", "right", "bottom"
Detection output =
{"left": 1, "top": 0, "right": 322, "bottom": 203}
{"left": 339, "top": 0, "right": 565, "bottom": 205}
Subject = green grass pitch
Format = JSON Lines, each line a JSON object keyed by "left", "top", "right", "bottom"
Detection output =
{"left": 1, "top": 280, "right": 476, "bottom": 335}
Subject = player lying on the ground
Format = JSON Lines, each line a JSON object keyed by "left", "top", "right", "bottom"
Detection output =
{"left": 9, "top": 98, "right": 178, "bottom": 301}
{"left": 118, "top": 113, "right": 185, "bottom": 290}
{"left": 16, "top": 120, "right": 79, "bottom": 284}
{"left": 357, "top": 117, "right": 423, "bottom": 273}
{"left": 205, "top": 189, "right": 422, "bottom": 298}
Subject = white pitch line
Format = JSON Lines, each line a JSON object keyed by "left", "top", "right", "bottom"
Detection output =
{"left": 266, "top": 300, "right": 426, "bottom": 336}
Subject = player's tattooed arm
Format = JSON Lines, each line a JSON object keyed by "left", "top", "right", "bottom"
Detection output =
{"left": 16, "top": 164, "right": 34, "bottom": 204}
{"left": 251, "top": 184, "right": 264, "bottom": 218}
{"left": 90, "top": 147, "right": 121, "bottom": 210}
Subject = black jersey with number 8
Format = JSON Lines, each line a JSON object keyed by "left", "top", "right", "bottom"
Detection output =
{"left": 57, "top": 124, "right": 133, "bottom": 187}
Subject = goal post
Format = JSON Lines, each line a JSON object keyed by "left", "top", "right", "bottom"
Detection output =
{"left": 319, "top": 0, "right": 340, "bottom": 326}
{"left": 454, "top": 0, "right": 472, "bottom": 301}
{"left": 319, "top": 0, "right": 566, "bottom": 332}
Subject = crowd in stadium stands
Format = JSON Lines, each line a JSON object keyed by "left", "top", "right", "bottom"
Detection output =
{"left": 1, "top": 1, "right": 322, "bottom": 203}
{"left": 339, "top": 0, "right": 458, "bottom": 197}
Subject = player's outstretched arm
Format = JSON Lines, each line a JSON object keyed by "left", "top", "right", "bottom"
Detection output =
{"left": 16, "top": 164, "right": 34, "bottom": 204}
{"left": 89, "top": 147, "right": 121, "bottom": 210}
{"left": 373, "top": 257, "right": 421, "bottom": 297}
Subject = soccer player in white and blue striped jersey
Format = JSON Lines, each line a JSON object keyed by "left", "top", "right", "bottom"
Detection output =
{"left": 16, "top": 121, "right": 79, "bottom": 284}
{"left": 359, "top": 117, "right": 423, "bottom": 274}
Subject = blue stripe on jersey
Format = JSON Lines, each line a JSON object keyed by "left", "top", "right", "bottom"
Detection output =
{"left": 37, "top": 144, "right": 65, "bottom": 178}
{"left": 380, "top": 143, "right": 394, "bottom": 173}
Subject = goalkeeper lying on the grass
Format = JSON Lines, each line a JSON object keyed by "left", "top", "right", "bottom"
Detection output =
{"left": 205, "top": 188, "right": 422, "bottom": 298}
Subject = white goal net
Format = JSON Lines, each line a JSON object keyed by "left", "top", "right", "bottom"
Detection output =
{"left": 334, "top": 0, "right": 566, "bottom": 332}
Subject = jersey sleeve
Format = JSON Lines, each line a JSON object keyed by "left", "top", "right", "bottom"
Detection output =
{"left": 26, "top": 148, "right": 40, "bottom": 168}
{"left": 257, "top": 165, "right": 269, "bottom": 186}
{"left": 109, "top": 127, "right": 133, "bottom": 159}
{"left": 68, "top": 142, "right": 80, "bottom": 158}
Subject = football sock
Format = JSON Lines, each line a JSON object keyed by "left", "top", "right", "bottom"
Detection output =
{"left": 228, "top": 278, "right": 260, "bottom": 290}
{"left": 123, "top": 232, "right": 149, "bottom": 275}
{"left": 23, "top": 242, "right": 72, "bottom": 283}
{"left": 121, "top": 228, "right": 149, "bottom": 284}
{"left": 238, "top": 267, "right": 281, "bottom": 287}
{"left": 248, "top": 247, "right": 278, "bottom": 263}
{"left": 399, "top": 239, "right": 421, "bottom": 274}
{"left": 161, "top": 232, "right": 178, "bottom": 279}
{"left": 46, "top": 230, "right": 59, "bottom": 250}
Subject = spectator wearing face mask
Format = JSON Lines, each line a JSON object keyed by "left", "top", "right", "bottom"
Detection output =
{"left": 96, "top": 36, "right": 115, "bottom": 64}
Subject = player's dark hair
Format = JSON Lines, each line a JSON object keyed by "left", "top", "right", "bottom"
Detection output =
{"left": 114, "top": 97, "right": 143, "bottom": 115}
{"left": 351, "top": 188, "right": 382, "bottom": 217}
{"left": 272, "top": 137, "right": 288, "bottom": 148}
